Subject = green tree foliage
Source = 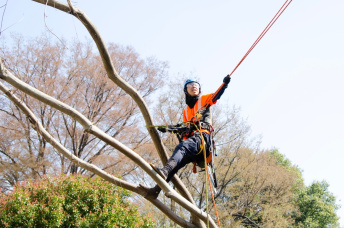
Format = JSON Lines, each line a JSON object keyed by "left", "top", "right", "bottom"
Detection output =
{"left": 0, "top": 175, "right": 155, "bottom": 228}
{"left": 270, "top": 150, "right": 340, "bottom": 228}
{"left": 293, "top": 180, "right": 340, "bottom": 228}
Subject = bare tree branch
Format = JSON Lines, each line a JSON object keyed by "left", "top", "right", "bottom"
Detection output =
{"left": 0, "top": 60, "right": 217, "bottom": 227}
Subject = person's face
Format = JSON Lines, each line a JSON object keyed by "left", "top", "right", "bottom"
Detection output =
{"left": 186, "top": 82, "right": 200, "bottom": 97}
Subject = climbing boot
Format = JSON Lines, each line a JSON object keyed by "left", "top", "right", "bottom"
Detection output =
{"left": 151, "top": 157, "right": 178, "bottom": 181}
{"left": 140, "top": 158, "right": 178, "bottom": 199}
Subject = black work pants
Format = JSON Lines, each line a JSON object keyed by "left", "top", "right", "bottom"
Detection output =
{"left": 166, "top": 132, "right": 211, "bottom": 182}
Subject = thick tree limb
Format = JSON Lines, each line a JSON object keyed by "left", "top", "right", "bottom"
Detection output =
{"left": 0, "top": 61, "right": 217, "bottom": 228}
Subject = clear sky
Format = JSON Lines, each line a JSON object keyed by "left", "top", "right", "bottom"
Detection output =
{"left": 3, "top": 0, "right": 344, "bottom": 225}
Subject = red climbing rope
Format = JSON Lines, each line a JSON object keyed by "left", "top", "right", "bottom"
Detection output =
{"left": 228, "top": 0, "right": 293, "bottom": 77}
{"left": 198, "top": 0, "right": 293, "bottom": 117}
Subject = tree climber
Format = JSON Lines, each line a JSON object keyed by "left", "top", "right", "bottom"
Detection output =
{"left": 140, "top": 75, "right": 231, "bottom": 199}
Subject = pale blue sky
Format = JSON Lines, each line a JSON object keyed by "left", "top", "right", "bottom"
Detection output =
{"left": 3, "top": 0, "right": 344, "bottom": 225}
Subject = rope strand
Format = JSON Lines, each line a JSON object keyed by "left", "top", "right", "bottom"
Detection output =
{"left": 206, "top": 164, "right": 221, "bottom": 228}
{"left": 228, "top": 0, "right": 293, "bottom": 77}
{"left": 196, "top": 120, "right": 221, "bottom": 228}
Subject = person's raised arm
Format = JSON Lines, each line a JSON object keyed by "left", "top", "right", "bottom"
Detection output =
{"left": 211, "top": 75, "right": 231, "bottom": 103}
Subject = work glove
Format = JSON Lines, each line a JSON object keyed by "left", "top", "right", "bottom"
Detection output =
{"left": 170, "top": 127, "right": 188, "bottom": 134}
{"left": 157, "top": 127, "right": 167, "bottom": 133}
{"left": 223, "top": 75, "right": 231, "bottom": 84}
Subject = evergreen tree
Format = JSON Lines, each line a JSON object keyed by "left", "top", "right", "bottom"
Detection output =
{"left": 0, "top": 175, "right": 155, "bottom": 228}
{"left": 294, "top": 181, "right": 340, "bottom": 228}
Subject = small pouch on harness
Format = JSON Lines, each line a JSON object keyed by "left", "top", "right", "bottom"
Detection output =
{"left": 193, "top": 153, "right": 212, "bottom": 173}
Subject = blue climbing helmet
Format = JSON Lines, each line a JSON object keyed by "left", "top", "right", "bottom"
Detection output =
{"left": 184, "top": 79, "right": 201, "bottom": 94}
